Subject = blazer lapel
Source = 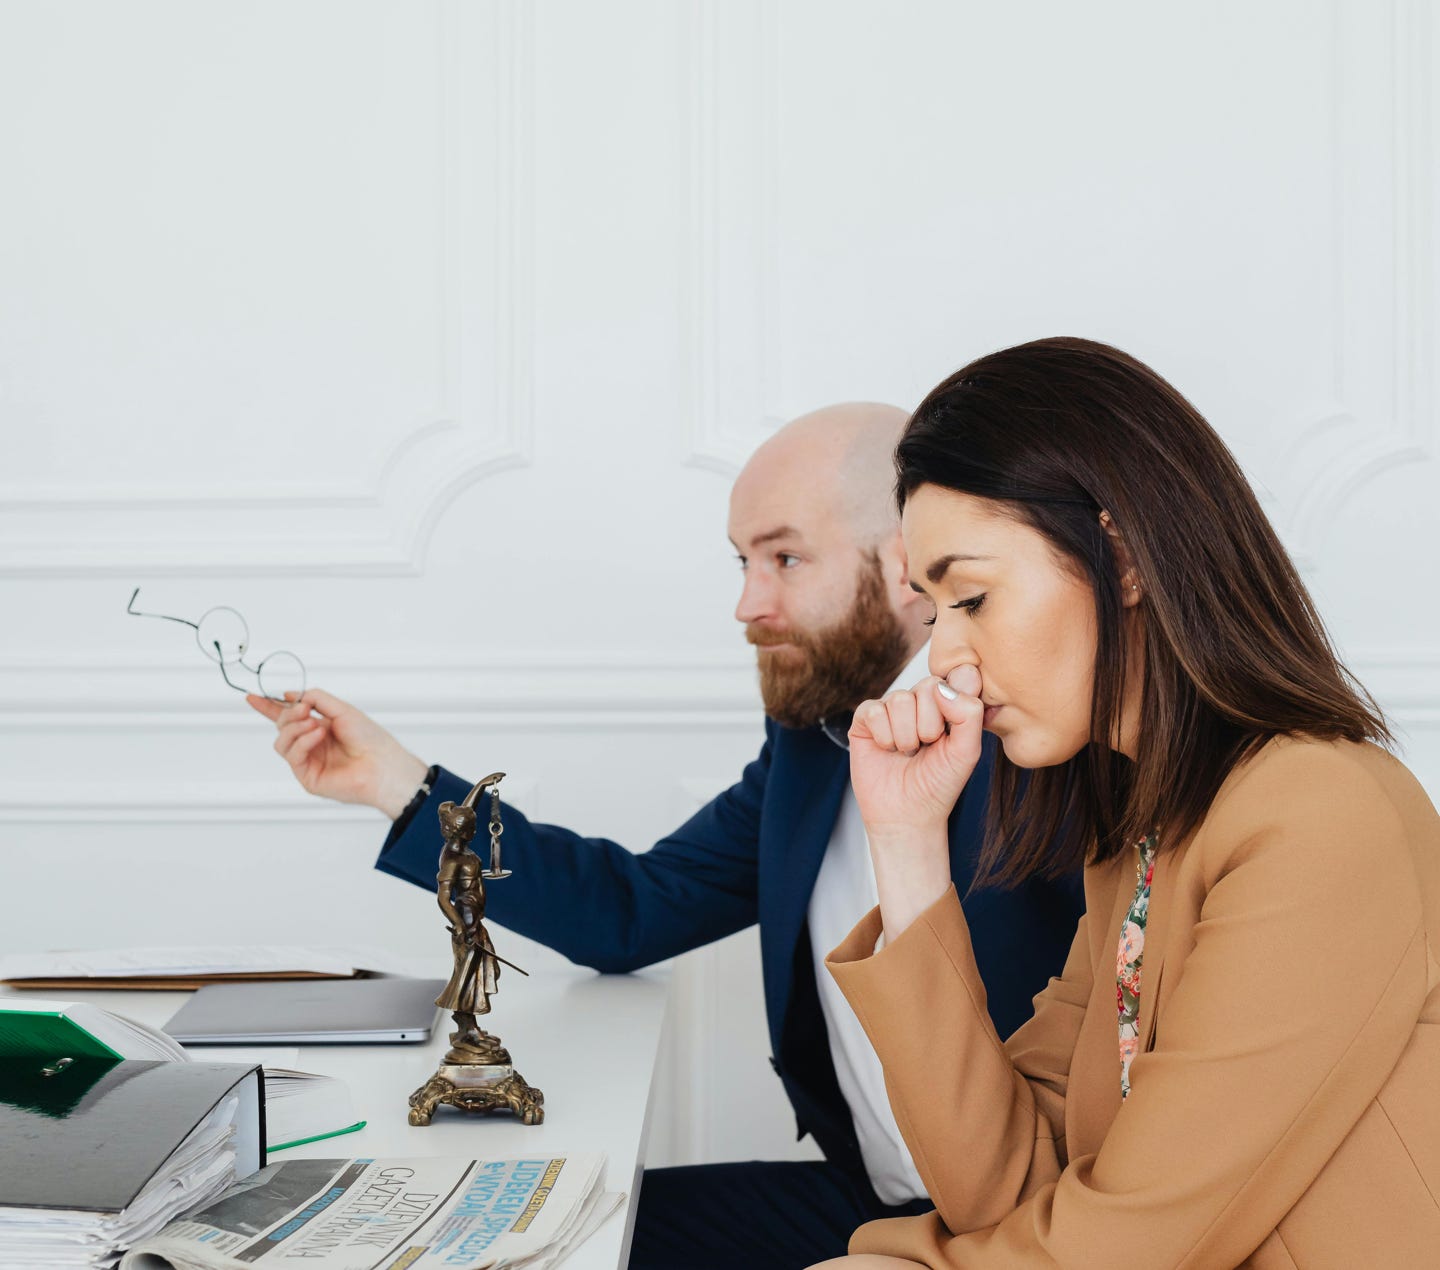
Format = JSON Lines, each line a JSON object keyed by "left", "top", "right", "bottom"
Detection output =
{"left": 1069, "top": 855, "right": 1132, "bottom": 1155}
{"left": 1069, "top": 845, "right": 1179, "bottom": 1157}
{"left": 1135, "top": 846, "right": 1174, "bottom": 1054}
{"left": 756, "top": 726, "right": 851, "bottom": 1054}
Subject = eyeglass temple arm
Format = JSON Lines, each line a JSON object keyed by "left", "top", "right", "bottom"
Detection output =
{"left": 215, "top": 649, "right": 250, "bottom": 695}
{"left": 126, "top": 587, "right": 199, "bottom": 630}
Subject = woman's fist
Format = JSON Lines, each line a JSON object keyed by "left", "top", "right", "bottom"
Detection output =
{"left": 848, "top": 665, "right": 985, "bottom": 835}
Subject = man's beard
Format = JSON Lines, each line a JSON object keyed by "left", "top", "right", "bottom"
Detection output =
{"left": 747, "top": 554, "right": 910, "bottom": 729}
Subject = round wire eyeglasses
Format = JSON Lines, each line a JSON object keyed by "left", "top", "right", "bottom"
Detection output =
{"left": 126, "top": 587, "right": 306, "bottom": 703}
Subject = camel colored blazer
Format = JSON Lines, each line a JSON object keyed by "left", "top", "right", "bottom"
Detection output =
{"left": 826, "top": 738, "right": 1440, "bottom": 1268}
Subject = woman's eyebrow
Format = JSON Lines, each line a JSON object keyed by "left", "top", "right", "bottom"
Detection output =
{"left": 924, "top": 553, "right": 994, "bottom": 584}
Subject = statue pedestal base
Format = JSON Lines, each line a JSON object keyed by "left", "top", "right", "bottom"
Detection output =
{"left": 407, "top": 1032, "right": 545, "bottom": 1126}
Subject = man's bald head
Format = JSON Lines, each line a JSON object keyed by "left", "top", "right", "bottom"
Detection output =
{"left": 733, "top": 402, "right": 910, "bottom": 551}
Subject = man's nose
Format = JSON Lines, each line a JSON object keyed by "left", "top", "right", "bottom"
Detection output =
{"left": 734, "top": 568, "right": 777, "bottom": 624}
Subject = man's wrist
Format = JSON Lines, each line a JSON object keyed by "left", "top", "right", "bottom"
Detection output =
{"left": 379, "top": 754, "right": 433, "bottom": 822}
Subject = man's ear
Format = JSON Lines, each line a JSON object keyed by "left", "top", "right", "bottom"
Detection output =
{"left": 877, "top": 529, "right": 924, "bottom": 610}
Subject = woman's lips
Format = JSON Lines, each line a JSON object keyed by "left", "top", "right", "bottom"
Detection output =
{"left": 982, "top": 704, "right": 1002, "bottom": 727}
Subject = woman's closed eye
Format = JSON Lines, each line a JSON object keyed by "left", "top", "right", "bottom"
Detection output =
{"left": 921, "top": 593, "right": 987, "bottom": 627}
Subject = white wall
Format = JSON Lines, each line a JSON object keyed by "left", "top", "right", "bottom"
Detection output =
{"left": 2, "top": 0, "right": 1437, "bottom": 1168}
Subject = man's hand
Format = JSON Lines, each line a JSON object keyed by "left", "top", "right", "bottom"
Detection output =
{"left": 245, "top": 688, "right": 429, "bottom": 821}
{"left": 848, "top": 665, "right": 986, "bottom": 939}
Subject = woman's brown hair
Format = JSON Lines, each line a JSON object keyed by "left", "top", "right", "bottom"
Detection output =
{"left": 897, "top": 337, "right": 1390, "bottom": 887}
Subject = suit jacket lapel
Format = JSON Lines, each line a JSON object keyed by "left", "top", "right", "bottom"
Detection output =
{"left": 757, "top": 725, "right": 851, "bottom": 1054}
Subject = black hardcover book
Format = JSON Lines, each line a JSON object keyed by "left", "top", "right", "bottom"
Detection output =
{"left": 0, "top": 1056, "right": 264, "bottom": 1213}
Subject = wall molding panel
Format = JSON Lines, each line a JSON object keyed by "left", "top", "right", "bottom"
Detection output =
{"left": 1275, "top": 0, "right": 1437, "bottom": 566}
{"left": 0, "top": 0, "right": 534, "bottom": 578}
{"left": 681, "top": 0, "right": 784, "bottom": 475}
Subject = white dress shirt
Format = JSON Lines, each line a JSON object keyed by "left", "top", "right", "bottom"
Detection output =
{"left": 806, "top": 644, "right": 932, "bottom": 1205}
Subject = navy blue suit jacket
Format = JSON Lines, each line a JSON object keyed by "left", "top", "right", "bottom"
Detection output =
{"left": 375, "top": 720, "right": 1083, "bottom": 1194}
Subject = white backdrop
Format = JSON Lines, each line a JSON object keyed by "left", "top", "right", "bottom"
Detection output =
{"left": 2, "top": 0, "right": 1437, "bottom": 1169}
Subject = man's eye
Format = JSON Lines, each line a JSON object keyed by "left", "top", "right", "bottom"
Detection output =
{"left": 777, "top": 553, "right": 801, "bottom": 568}
{"left": 735, "top": 555, "right": 748, "bottom": 571}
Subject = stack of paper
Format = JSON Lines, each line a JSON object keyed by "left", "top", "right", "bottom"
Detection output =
{"left": 256, "top": 1068, "right": 365, "bottom": 1153}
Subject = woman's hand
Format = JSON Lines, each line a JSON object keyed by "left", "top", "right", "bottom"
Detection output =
{"left": 848, "top": 664, "right": 986, "bottom": 938}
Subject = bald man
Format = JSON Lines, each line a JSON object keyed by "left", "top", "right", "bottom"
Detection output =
{"left": 248, "top": 405, "right": 1082, "bottom": 1270}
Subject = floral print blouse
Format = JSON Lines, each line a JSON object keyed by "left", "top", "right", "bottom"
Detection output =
{"left": 1116, "top": 835, "right": 1157, "bottom": 1100}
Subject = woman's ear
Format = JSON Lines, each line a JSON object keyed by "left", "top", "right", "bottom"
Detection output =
{"left": 1099, "top": 509, "right": 1143, "bottom": 608}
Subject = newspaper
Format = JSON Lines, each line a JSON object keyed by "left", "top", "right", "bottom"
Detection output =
{"left": 119, "top": 1155, "right": 622, "bottom": 1270}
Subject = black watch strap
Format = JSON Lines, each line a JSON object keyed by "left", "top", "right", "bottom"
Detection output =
{"left": 394, "top": 763, "right": 440, "bottom": 833}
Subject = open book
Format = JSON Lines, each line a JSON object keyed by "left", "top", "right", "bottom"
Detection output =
{"left": 0, "top": 999, "right": 363, "bottom": 1154}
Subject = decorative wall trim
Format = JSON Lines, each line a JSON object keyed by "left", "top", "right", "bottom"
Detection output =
{"left": 0, "top": 776, "right": 539, "bottom": 825}
{"left": 681, "top": 0, "right": 784, "bottom": 476}
{"left": 0, "top": 650, "right": 763, "bottom": 718}
{"left": 0, "top": 0, "right": 535, "bottom": 577}
{"left": 1279, "top": 0, "right": 1436, "bottom": 565}
{"left": 676, "top": 0, "right": 1439, "bottom": 548}
{"left": 1, "top": 649, "right": 1431, "bottom": 715}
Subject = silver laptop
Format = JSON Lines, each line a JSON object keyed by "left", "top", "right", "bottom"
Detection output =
{"left": 163, "top": 977, "right": 446, "bottom": 1044}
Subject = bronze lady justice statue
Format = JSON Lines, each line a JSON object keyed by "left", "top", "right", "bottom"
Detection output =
{"left": 407, "top": 773, "right": 544, "bottom": 1126}
{"left": 434, "top": 795, "right": 502, "bottom": 1053}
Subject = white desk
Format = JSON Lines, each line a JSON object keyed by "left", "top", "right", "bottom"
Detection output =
{"left": 0, "top": 966, "right": 671, "bottom": 1270}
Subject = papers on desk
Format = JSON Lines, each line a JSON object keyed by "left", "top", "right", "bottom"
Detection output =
{"left": 119, "top": 1155, "right": 622, "bottom": 1270}
{"left": 179, "top": 1048, "right": 366, "bottom": 1154}
{"left": 0, "top": 945, "right": 403, "bottom": 991}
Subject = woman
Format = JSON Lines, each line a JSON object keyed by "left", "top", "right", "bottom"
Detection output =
{"left": 810, "top": 338, "right": 1440, "bottom": 1269}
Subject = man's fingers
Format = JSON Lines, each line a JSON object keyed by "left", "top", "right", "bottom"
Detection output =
{"left": 299, "top": 687, "right": 350, "bottom": 719}
{"left": 246, "top": 693, "right": 285, "bottom": 722}
{"left": 289, "top": 724, "right": 328, "bottom": 762}
{"left": 274, "top": 717, "right": 321, "bottom": 760}
{"left": 275, "top": 698, "right": 316, "bottom": 727}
